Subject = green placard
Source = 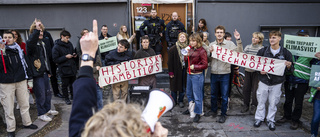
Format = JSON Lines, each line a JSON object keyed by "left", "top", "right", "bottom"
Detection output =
{"left": 99, "top": 36, "right": 118, "bottom": 53}
{"left": 309, "top": 65, "right": 320, "bottom": 87}
{"left": 284, "top": 34, "right": 320, "bottom": 58}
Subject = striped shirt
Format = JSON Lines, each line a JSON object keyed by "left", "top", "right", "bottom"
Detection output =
{"left": 244, "top": 44, "right": 263, "bottom": 72}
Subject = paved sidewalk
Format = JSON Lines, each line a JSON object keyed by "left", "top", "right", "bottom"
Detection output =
{"left": 18, "top": 87, "right": 313, "bottom": 137}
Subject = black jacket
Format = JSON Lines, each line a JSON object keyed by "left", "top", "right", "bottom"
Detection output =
{"left": 105, "top": 49, "right": 133, "bottom": 66}
{"left": 139, "top": 16, "right": 166, "bottom": 36}
{"left": 27, "top": 30, "right": 52, "bottom": 77}
{"left": 52, "top": 39, "right": 77, "bottom": 77}
{"left": 0, "top": 45, "right": 32, "bottom": 83}
{"left": 165, "top": 20, "right": 186, "bottom": 47}
{"left": 257, "top": 45, "right": 294, "bottom": 85}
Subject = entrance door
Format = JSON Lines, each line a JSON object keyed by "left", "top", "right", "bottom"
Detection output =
{"left": 132, "top": 2, "right": 193, "bottom": 69}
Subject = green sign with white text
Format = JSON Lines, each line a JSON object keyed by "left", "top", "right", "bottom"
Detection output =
{"left": 309, "top": 65, "right": 320, "bottom": 87}
{"left": 284, "top": 34, "right": 320, "bottom": 58}
{"left": 99, "top": 36, "right": 118, "bottom": 53}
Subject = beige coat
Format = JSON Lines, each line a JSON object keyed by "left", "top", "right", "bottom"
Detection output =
{"left": 209, "top": 39, "right": 243, "bottom": 74}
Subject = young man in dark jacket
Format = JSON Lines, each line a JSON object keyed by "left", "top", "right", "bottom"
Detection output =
{"left": 27, "top": 22, "right": 59, "bottom": 122}
{"left": 254, "top": 30, "right": 293, "bottom": 131}
{"left": 99, "top": 25, "right": 112, "bottom": 66}
{"left": 105, "top": 39, "right": 133, "bottom": 101}
{"left": 52, "top": 30, "right": 77, "bottom": 105}
{"left": 0, "top": 32, "right": 38, "bottom": 137}
{"left": 165, "top": 12, "right": 186, "bottom": 49}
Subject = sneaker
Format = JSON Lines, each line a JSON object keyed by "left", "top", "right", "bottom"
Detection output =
{"left": 240, "top": 105, "right": 249, "bottom": 113}
{"left": 254, "top": 120, "right": 263, "bottom": 127}
{"left": 204, "top": 111, "right": 217, "bottom": 117}
{"left": 179, "top": 102, "right": 184, "bottom": 108}
{"left": 218, "top": 115, "right": 226, "bottom": 123}
{"left": 290, "top": 121, "right": 299, "bottom": 130}
{"left": 268, "top": 121, "right": 276, "bottom": 131}
{"left": 65, "top": 98, "right": 71, "bottom": 105}
{"left": 38, "top": 115, "right": 52, "bottom": 122}
{"left": 193, "top": 114, "right": 201, "bottom": 122}
{"left": 24, "top": 124, "right": 38, "bottom": 129}
{"left": 250, "top": 105, "right": 256, "bottom": 115}
{"left": 54, "top": 93, "right": 64, "bottom": 98}
{"left": 47, "top": 110, "right": 59, "bottom": 116}
{"left": 182, "top": 109, "right": 190, "bottom": 115}
{"left": 276, "top": 117, "right": 290, "bottom": 123}
{"left": 7, "top": 132, "right": 15, "bottom": 137}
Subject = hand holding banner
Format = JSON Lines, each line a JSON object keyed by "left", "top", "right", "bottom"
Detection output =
{"left": 99, "top": 36, "right": 118, "bottom": 53}
{"left": 211, "top": 45, "right": 287, "bottom": 76}
{"left": 99, "top": 55, "right": 162, "bottom": 87}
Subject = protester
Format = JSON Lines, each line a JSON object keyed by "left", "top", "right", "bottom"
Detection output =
{"left": 29, "top": 18, "right": 63, "bottom": 98}
{"left": 184, "top": 33, "right": 208, "bottom": 122}
{"left": 10, "top": 30, "right": 26, "bottom": 54}
{"left": 310, "top": 52, "right": 320, "bottom": 137}
{"left": 224, "top": 32, "right": 232, "bottom": 41}
{"left": 168, "top": 32, "right": 188, "bottom": 108}
{"left": 99, "top": 24, "right": 112, "bottom": 66}
{"left": 139, "top": 9, "right": 166, "bottom": 55}
{"left": 52, "top": 30, "right": 77, "bottom": 105}
{"left": 205, "top": 25, "right": 243, "bottom": 123}
{"left": 116, "top": 25, "right": 136, "bottom": 44}
{"left": 134, "top": 36, "right": 157, "bottom": 88}
{"left": 202, "top": 32, "right": 210, "bottom": 46}
{"left": 193, "top": 18, "right": 208, "bottom": 33}
{"left": 69, "top": 20, "right": 168, "bottom": 137}
{"left": 27, "top": 19, "right": 59, "bottom": 122}
{"left": 0, "top": 33, "right": 38, "bottom": 137}
{"left": 277, "top": 29, "right": 317, "bottom": 130}
{"left": 76, "top": 28, "right": 103, "bottom": 110}
{"left": 105, "top": 39, "right": 133, "bottom": 101}
{"left": 235, "top": 31, "right": 264, "bottom": 114}
{"left": 253, "top": 30, "right": 293, "bottom": 131}
{"left": 165, "top": 12, "right": 186, "bottom": 49}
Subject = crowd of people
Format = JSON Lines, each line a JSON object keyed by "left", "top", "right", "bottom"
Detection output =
{"left": 0, "top": 8, "right": 320, "bottom": 137}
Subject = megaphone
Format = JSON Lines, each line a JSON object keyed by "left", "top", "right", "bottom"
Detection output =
{"left": 141, "top": 89, "right": 175, "bottom": 132}
{"left": 181, "top": 46, "right": 191, "bottom": 56}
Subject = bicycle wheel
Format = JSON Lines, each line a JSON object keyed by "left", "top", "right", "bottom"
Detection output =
{"left": 236, "top": 72, "right": 245, "bottom": 97}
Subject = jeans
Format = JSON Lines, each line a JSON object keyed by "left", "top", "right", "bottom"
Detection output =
{"left": 186, "top": 73, "right": 204, "bottom": 114}
{"left": 96, "top": 84, "right": 103, "bottom": 110}
{"left": 283, "top": 82, "right": 308, "bottom": 122}
{"left": 210, "top": 74, "right": 230, "bottom": 116}
{"left": 33, "top": 72, "right": 52, "bottom": 116}
{"left": 171, "top": 68, "right": 186, "bottom": 103}
{"left": 311, "top": 98, "right": 320, "bottom": 136}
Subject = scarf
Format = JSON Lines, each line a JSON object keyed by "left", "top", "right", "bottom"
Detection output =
{"left": 176, "top": 41, "right": 188, "bottom": 68}
{"left": 7, "top": 42, "right": 29, "bottom": 79}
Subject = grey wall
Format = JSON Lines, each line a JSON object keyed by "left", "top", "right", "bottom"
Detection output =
{"left": 196, "top": 2, "right": 320, "bottom": 46}
{"left": 0, "top": 3, "right": 128, "bottom": 45}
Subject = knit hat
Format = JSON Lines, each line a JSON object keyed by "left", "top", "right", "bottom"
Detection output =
{"left": 297, "top": 29, "right": 309, "bottom": 36}
{"left": 0, "top": 36, "right": 6, "bottom": 45}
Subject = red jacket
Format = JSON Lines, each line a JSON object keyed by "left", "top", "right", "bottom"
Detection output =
{"left": 185, "top": 46, "right": 208, "bottom": 74}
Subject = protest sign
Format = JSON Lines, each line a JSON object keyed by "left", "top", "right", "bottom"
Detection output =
{"left": 211, "top": 45, "right": 286, "bottom": 76}
{"left": 99, "top": 55, "right": 162, "bottom": 87}
{"left": 99, "top": 36, "right": 118, "bottom": 53}
{"left": 284, "top": 34, "right": 320, "bottom": 58}
{"left": 309, "top": 65, "right": 320, "bottom": 87}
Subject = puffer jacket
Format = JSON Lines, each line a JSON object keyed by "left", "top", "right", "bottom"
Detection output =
{"left": 27, "top": 29, "right": 52, "bottom": 77}
{"left": 210, "top": 39, "right": 243, "bottom": 74}
{"left": 185, "top": 46, "right": 208, "bottom": 74}
{"left": 257, "top": 45, "right": 294, "bottom": 86}
{"left": 52, "top": 39, "right": 77, "bottom": 77}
